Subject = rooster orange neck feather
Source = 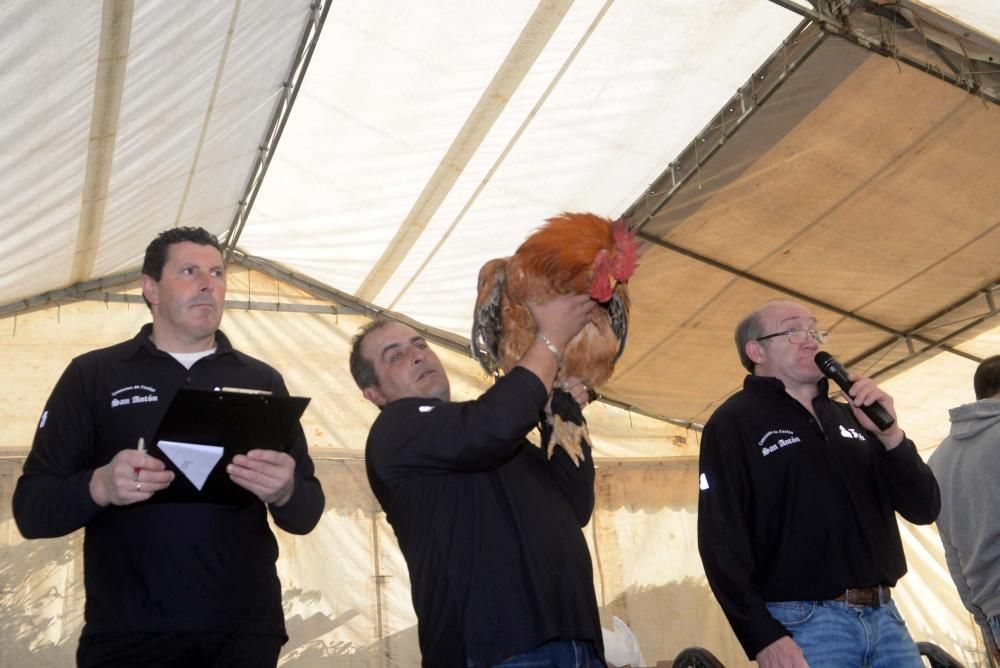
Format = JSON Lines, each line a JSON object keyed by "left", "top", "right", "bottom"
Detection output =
{"left": 515, "top": 212, "right": 623, "bottom": 295}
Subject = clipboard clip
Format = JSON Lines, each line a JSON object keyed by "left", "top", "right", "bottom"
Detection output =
{"left": 217, "top": 387, "right": 273, "bottom": 396}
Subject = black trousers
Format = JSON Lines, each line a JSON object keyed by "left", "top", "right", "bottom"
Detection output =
{"left": 77, "top": 631, "right": 284, "bottom": 668}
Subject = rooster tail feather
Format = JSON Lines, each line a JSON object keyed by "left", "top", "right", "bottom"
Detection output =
{"left": 471, "top": 258, "right": 508, "bottom": 377}
{"left": 609, "top": 283, "right": 630, "bottom": 363}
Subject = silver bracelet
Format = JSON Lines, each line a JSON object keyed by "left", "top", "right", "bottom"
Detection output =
{"left": 535, "top": 333, "right": 562, "bottom": 367}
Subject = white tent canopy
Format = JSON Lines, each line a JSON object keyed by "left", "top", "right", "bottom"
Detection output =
{"left": 2, "top": 1, "right": 999, "bottom": 665}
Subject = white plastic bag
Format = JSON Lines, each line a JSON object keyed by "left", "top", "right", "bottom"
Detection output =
{"left": 601, "top": 615, "right": 647, "bottom": 667}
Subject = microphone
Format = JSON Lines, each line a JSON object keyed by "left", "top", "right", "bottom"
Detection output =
{"left": 814, "top": 352, "right": 895, "bottom": 431}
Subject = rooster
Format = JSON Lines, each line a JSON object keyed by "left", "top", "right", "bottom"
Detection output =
{"left": 472, "top": 212, "right": 638, "bottom": 465}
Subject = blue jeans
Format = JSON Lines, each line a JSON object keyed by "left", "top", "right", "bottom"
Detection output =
{"left": 988, "top": 615, "right": 1000, "bottom": 648}
{"left": 766, "top": 600, "right": 923, "bottom": 667}
{"left": 483, "top": 640, "right": 605, "bottom": 667}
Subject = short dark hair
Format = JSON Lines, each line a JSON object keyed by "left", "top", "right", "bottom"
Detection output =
{"left": 350, "top": 319, "right": 394, "bottom": 390}
{"left": 142, "top": 226, "right": 222, "bottom": 281}
{"left": 974, "top": 355, "right": 1000, "bottom": 400}
{"left": 141, "top": 227, "right": 222, "bottom": 308}
{"left": 734, "top": 308, "right": 767, "bottom": 373}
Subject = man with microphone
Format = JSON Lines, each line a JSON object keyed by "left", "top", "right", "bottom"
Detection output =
{"left": 697, "top": 300, "right": 939, "bottom": 667}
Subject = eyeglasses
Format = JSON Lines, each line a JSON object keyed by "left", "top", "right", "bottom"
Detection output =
{"left": 755, "top": 329, "right": 828, "bottom": 345}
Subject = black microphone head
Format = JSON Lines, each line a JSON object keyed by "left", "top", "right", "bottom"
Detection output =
{"left": 814, "top": 351, "right": 835, "bottom": 373}
{"left": 814, "top": 351, "right": 851, "bottom": 388}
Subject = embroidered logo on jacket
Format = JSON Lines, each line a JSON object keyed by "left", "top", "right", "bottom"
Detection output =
{"left": 839, "top": 425, "right": 867, "bottom": 441}
{"left": 758, "top": 429, "right": 802, "bottom": 457}
{"left": 110, "top": 385, "right": 159, "bottom": 408}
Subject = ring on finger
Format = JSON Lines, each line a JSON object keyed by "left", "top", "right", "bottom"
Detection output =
{"left": 135, "top": 481, "right": 142, "bottom": 492}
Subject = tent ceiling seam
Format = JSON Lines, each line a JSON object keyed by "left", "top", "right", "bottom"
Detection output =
{"left": 173, "top": 0, "right": 241, "bottom": 228}
{"left": 72, "top": 0, "right": 134, "bottom": 284}
{"left": 354, "top": 0, "right": 575, "bottom": 303}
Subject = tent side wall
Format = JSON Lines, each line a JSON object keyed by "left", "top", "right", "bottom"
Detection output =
{"left": 0, "top": 288, "right": 982, "bottom": 666}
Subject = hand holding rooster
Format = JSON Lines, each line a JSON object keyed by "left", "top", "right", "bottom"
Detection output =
{"left": 473, "top": 212, "right": 638, "bottom": 464}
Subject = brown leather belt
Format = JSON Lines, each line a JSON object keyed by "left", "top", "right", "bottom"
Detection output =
{"left": 833, "top": 586, "right": 891, "bottom": 607}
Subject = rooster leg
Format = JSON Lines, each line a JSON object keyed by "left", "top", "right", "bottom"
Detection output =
{"left": 538, "top": 388, "right": 590, "bottom": 467}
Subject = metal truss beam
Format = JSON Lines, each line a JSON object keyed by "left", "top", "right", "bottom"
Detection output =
{"left": 231, "top": 252, "right": 472, "bottom": 358}
{"left": 766, "top": 0, "right": 1000, "bottom": 105}
{"left": 623, "top": 19, "right": 825, "bottom": 233}
{"left": 62, "top": 291, "right": 337, "bottom": 316}
{"left": 0, "top": 271, "right": 142, "bottom": 319}
{"left": 637, "top": 233, "right": 985, "bottom": 366}
{"left": 220, "top": 0, "right": 332, "bottom": 263}
{"left": 233, "top": 252, "right": 701, "bottom": 432}
{"left": 844, "top": 281, "right": 1000, "bottom": 376}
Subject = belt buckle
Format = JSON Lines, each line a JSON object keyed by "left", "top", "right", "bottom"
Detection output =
{"left": 844, "top": 587, "right": 870, "bottom": 607}
{"left": 845, "top": 586, "right": 886, "bottom": 607}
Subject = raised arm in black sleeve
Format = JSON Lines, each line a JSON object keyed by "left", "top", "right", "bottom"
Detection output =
{"left": 371, "top": 366, "right": 549, "bottom": 477}
{"left": 878, "top": 436, "right": 940, "bottom": 525}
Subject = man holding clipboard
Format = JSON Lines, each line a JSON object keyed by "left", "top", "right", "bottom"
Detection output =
{"left": 13, "top": 227, "right": 325, "bottom": 667}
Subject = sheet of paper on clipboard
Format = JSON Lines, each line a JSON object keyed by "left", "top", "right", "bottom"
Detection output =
{"left": 148, "top": 387, "right": 310, "bottom": 505}
{"left": 157, "top": 440, "right": 223, "bottom": 490}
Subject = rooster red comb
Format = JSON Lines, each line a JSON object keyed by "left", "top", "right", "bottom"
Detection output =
{"left": 611, "top": 219, "right": 639, "bottom": 281}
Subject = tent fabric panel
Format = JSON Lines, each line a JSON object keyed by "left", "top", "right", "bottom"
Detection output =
{"left": 957, "top": 322, "right": 1000, "bottom": 361}
{"left": 603, "top": 244, "right": 900, "bottom": 424}
{"left": 90, "top": 0, "right": 241, "bottom": 275}
{"left": 0, "top": 277, "right": 695, "bottom": 460}
{"left": 274, "top": 461, "right": 385, "bottom": 661}
{"left": 639, "top": 34, "right": 870, "bottom": 238}
{"left": 369, "top": 1, "right": 805, "bottom": 310}
{"left": 0, "top": 0, "right": 317, "bottom": 305}
{"left": 1, "top": 459, "right": 982, "bottom": 666}
{"left": 618, "top": 44, "right": 999, "bottom": 423}
{"left": 378, "top": 2, "right": 803, "bottom": 329}
{"left": 652, "top": 55, "right": 975, "bottom": 308}
{"left": 238, "top": 1, "right": 546, "bottom": 296}
{"left": 922, "top": 0, "right": 1000, "bottom": 43}
{"left": 92, "top": 0, "right": 316, "bottom": 279}
{"left": 237, "top": 1, "right": 801, "bottom": 330}
{"left": 0, "top": 2, "right": 102, "bottom": 304}
{"left": 881, "top": 351, "right": 979, "bottom": 451}
{"left": 168, "top": 2, "right": 317, "bottom": 231}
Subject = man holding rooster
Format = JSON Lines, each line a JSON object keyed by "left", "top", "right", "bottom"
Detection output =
{"left": 351, "top": 293, "right": 606, "bottom": 667}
